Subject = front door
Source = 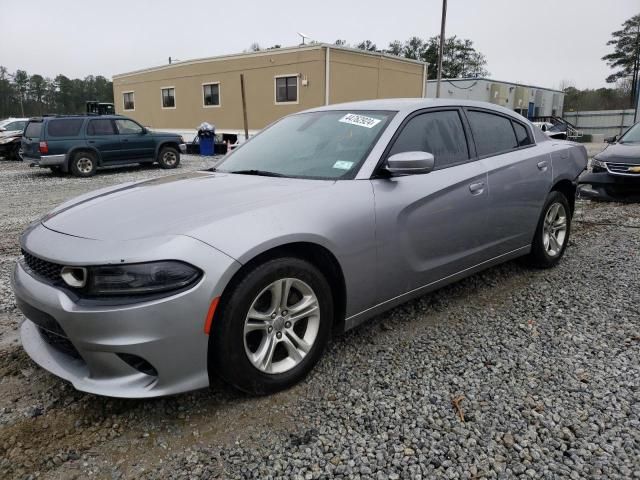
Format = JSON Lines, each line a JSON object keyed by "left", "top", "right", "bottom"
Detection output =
{"left": 371, "top": 108, "right": 490, "bottom": 303}
{"left": 85, "top": 119, "right": 120, "bottom": 161}
{"left": 114, "top": 118, "right": 155, "bottom": 160}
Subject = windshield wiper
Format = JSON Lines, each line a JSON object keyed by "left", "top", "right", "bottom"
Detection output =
{"left": 229, "top": 169, "right": 286, "bottom": 177}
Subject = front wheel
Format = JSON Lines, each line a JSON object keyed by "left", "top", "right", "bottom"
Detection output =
{"left": 209, "top": 257, "right": 333, "bottom": 395}
{"left": 525, "top": 191, "right": 571, "bottom": 268}
{"left": 157, "top": 146, "right": 180, "bottom": 169}
{"left": 11, "top": 143, "right": 23, "bottom": 161}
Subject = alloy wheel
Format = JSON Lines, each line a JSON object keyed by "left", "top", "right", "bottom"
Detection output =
{"left": 542, "top": 202, "right": 567, "bottom": 257}
{"left": 163, "top": 151, "right": 177, "bottom": 166}
{"left": 77, "top": 157, "right": 93, "bottom": 174}
{"left": 243, "top": 278, "right": 320, "bottom": 374}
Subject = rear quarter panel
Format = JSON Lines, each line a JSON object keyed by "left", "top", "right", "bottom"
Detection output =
{"left": 549, "top": 141, "right": 588, "bottom": 183}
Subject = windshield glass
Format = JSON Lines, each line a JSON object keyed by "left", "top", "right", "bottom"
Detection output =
{"left": 217, "top": 110, "right": 394, "bottom": 179}
{"left": 620, "top": 123, "right": 640, "bottom": 143}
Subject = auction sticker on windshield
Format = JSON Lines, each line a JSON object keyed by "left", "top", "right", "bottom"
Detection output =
{"left": 333, "top": 160, "right": 354, "bottom": 170}
{"left": 339, "top": 113, "right": 382, "bottom": 129}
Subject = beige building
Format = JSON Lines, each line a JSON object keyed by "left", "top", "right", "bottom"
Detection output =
{"left": 112, "top": 44, "right": 427, "bottom": 137}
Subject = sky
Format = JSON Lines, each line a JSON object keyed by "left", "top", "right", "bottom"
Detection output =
{"left": 1, "top": 0, "right": 638, "bottom": 90}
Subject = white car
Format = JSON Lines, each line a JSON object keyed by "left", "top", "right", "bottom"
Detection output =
{"left": 532, "top": 121, "right": 567, "bottom": 140}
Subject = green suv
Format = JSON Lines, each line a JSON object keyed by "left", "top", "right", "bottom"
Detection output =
{"left": 21, "top": 115, "right": 186, "bottom": 177}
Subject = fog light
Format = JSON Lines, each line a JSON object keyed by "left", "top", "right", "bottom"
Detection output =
{"left": 61, "top": 266, "right": 87, "bottom": 288}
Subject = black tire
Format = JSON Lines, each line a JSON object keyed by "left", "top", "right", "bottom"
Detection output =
{"left": 157, "top": 146, "right": 180, "bottom": 169}
{"left": 11, "top": 143, "right": 23, "bottom": 161}
{"left": 209, "top": 257, "right": 333, "bottom": 395}
{"left": 70, "top": 151, "right": 97, "bottom": 177}
{"left": 525, "top": 191, "right": 572, "bottom": 268}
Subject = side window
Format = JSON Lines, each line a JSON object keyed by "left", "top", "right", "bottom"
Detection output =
{"left": 388, "top": 110, "right": 469, "bottom": 169}
{"left": 467, "top": 110, "right": 517, "bottom": 157}
{"left": 115, "top": 119, "right": 143, "bottom": 134}
{"left": 275, "top": 76, "right": 298, "bottom": 103}
{"left": 512, "top": 121, "right": 532, "bottom": 147}
{"left": 47, "top": 119, "right": 84, "bottom": 137}
{"left": 161, "top": 87, "right": 175, "bottom": 108}
{"left": 87, "top": 119, "right": 116, "bottom": 136}
{"left": 123, "top": 92, "right": 135, "bottom": 111}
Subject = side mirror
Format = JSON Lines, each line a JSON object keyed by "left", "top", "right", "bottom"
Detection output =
{"left": 385, "top": 151, "right": 435, "bottom": 176}
{"left": 541, "top": 124, "right": 547, "bottom": 132}
{"left": 604, "top": 135, "right": 616, "bottom": 144}
{"left": 141, "top": 127, "right": 148, "bottom": 134}
{"left": 0, "top": 127, "right": 5, "bottom": 132}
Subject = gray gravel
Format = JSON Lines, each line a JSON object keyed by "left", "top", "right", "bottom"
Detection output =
{"left": 0, "top": 157, "right": 639, "bottom": 479}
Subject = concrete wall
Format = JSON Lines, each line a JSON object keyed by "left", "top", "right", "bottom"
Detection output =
{"left": 113, "top": 46, "right": 426, "bottom": 132}
{"left": 562, "top": 109, "right": 636, "bottom": 137}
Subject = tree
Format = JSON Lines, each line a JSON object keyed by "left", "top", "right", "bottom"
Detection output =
{"left": 386, "top": 40, "right": 403, "bottom": 56}
{"left": 602, "top": 13, "right": 640, "bottom": 107}
{"left": 28, "top": 74, "right": 46, "bottom": 115}
{"left": 248, "top": 42, "right": 261, "bottom": 52}
{"left": 334, "top": 39, "right": 347, "bottom": 46}
{"left": 356, "top": 40, "right": 377, "bottom": 52}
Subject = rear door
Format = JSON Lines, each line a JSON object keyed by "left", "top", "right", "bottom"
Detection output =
{"left": 371, "top": 108, "right": 490, "bottom": 301}
{"left": 86, "top": 119, "right": 120, "bottom": 162}
{"left": 114, "top": 118, "right": 155, "bottom": 160}
{"left": 465, "top": 109, "right": 552, "bottom": 256}
{"left": 21, "top": 121, "right": 43, "bottom": 159}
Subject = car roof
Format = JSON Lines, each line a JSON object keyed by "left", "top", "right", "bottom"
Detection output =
{"left": 305, "top": 98, "right": 523, "bottom": 119}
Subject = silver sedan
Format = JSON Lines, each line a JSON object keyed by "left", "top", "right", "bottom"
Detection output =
{"left": 12, "top": 99, "right": 587, "bottom": 397}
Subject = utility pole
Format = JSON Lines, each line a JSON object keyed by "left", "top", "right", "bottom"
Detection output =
{"left": 435, "top": 0, "right": 447, "bottom": 98}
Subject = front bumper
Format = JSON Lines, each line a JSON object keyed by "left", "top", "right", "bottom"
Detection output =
{"left": 23, "top": 154, "right": 66, "bottom": 167}
{"left": 12, "top": 225, "right": 241, "bottom": 397}
{"left": 578, "top": 171, "right": 640, "bottom": 202}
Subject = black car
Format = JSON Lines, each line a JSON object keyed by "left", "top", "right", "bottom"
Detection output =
{"left": 21, "top": 115, "right": 186, "bottom": 177}
{"left": 579, "top": 121, "right": 640, "bottom": 201}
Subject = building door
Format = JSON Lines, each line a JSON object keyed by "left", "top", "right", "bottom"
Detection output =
{"left": 527, "top": 102, "right": 535, "bottom": 119}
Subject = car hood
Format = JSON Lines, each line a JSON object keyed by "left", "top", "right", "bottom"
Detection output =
{"left": 0, "top": 130, "right": 22, "bottom": 139}
{"left": 595, "top": 143, "right": 640, "bottom": 164}
{"left": 42, "top": 171, "right": 331, "bottom": 241}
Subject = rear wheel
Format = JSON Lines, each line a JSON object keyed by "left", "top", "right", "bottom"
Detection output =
{"left": 525, "top": 191, "right": 571, "bottom": 268}
{"left": 209, "top": 257, "right": 333, "bottom": 395}
{"left": 70, "top": 151, "right": 97, "bottom": 177}
{"left": 157, "top": 146, "right": 180, "bottom": 169}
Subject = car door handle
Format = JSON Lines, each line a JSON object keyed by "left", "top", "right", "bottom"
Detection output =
{"left": 537, "top": 161, "right": 548, "bottom": 171}
{"left": 87, "top": 140, "right": 95, "bottom": 144}
{"left": 122, "top": 139, "right": 129, "bottom": 142}
{"left": 469, "top": 182, "right": 485, "bottom": 195}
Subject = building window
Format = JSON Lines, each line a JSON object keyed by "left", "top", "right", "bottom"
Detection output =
{"left": 203, "top": 83, "right": 220, "bottom": 107}
{"left": 161, "top": 87, "right": 175, "bottom": 108}
{"left": 275, "top": 75, "right": 298, "bottom": 104}
{"left": 123, "top": 92, "right": 134, "bottom": 111}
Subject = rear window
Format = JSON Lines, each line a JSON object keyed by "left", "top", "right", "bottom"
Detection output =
{"left": 467, "top": 110, "right": 518, "bottom": 157}
{"left": 87, "top": 119, "right": 116, "bottom": 136}
{"left": 24, "top": 122, "right": 42, "bottom": 138}
{"left": 47, "top": 119, "right": 84, "bottom": 137}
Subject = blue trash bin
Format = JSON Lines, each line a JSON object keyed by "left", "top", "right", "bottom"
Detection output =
{"left": 199, "top": 136, "right": 214, "bottom": 156}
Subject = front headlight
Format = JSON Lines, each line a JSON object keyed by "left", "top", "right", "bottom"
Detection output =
{"left": 84, "top": 261, "right": 201, "bottom": 296}
{"left": 592, "top": 158, "right": 607, "bottom": 170}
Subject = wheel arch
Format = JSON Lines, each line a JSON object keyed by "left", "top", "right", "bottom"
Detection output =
{"left": 550, "top": 179, "right": 577, "bottom": 215}
{"left": 215, "top": 241, "right": 348, "bottom": 335}
{"left": 155, "top": 141, "right": 181, "bottom": 159}
{"left": 67, "top": 146, "right": 102, "bottom": 169}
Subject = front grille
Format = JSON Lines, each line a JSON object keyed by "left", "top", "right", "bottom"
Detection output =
{"left": 606, "top": 162, "right": 640, "bottom": 175}
{"left": 38, "top": 327, "right": 82, "bottom": 359}
{"left": 21, "top": 249, "right": 63, "bottom": 284}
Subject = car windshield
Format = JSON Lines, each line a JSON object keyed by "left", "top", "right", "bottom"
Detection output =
{"left": 216, "top": 110, "right": 394, "bottom": 179}
{"left": 620, "top": 123, "right": 640, "bottom": 143}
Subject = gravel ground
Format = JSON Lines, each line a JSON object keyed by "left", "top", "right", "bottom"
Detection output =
{"left": 0, "top": 155, "right": 639, "bottom": 479}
